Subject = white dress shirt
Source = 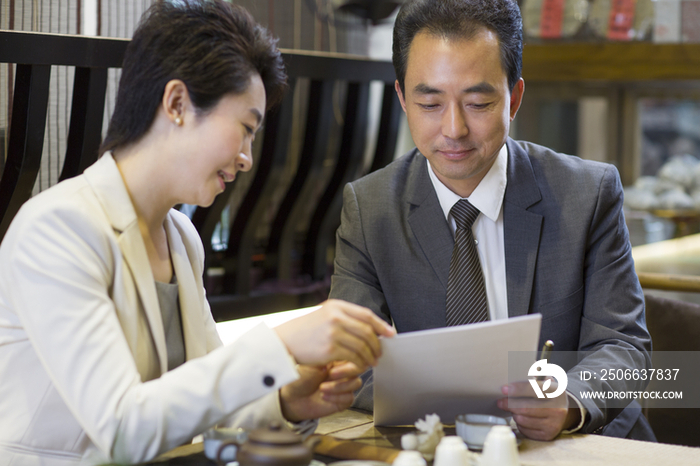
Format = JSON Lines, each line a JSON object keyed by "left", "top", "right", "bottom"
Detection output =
{"left": 427, "top": 144, "right": 509, "bottom": 320}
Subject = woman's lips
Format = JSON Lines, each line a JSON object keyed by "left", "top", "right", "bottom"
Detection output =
{"left": 217, "top": 170, "right": 235, "bottom": 190}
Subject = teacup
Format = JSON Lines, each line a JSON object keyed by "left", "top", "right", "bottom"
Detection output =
{"left": 480, "top": 425, "right": 519, "bottom": 466}
{"left": 454, "top": 414, "right": 508, "bottom": 450}
{"left": 433, "top": 435, "right": 470, "bottom": 466}
{"left": 392, "top": 450, "right": 427, "bottom": 466}
{"left": 202, "top": 427, "right": 247, "bottom": 463}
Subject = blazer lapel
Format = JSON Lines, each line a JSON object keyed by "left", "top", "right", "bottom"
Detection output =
{"left": 504, "top": 139, "right": 543, "bottom": 318}
{"left": 84, "top": 154, "right": 169, "bottom": 374}
{"left": 405, "top": 151, "right": 454, "bottom": 290}
{"left": 118, "top": 225, "right": 169, "bottom": 373}
{"left": 165, "top": 215, "right": 208, "bottom": 360}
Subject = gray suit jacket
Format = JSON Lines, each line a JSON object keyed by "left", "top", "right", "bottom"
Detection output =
{"left": 330, "top": 139, "right": 653, "bottom": 438}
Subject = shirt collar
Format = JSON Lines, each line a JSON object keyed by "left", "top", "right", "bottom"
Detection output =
{"left": 427, "top": 143, "right": 508, "bottom": 223}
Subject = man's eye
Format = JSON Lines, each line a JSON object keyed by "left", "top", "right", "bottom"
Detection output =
{"left": 418, "top": 103, "right": 439, "bottom": 109}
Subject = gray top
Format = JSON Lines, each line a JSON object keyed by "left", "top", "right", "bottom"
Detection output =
{"left": 155, "top": 276, "right": 185, "bottom": 371}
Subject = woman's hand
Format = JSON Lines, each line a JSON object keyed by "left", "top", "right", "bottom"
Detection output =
{"left": 274, "top": 299, "right": 395, "bottom": 370}
{"left": 279, "top": 361, "right": 364, "bottom": 422}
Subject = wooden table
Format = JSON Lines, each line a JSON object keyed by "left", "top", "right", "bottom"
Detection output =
{"left": 149, "top": 409, "right": 700, "bottom": 465}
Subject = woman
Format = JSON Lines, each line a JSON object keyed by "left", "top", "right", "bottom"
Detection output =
{"left": 0, "top": 1, "right": 394, "bottom": 464}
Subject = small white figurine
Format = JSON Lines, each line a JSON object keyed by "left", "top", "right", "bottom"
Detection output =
{"left": 400, "top": 413, "right": 445, "bottom": 460}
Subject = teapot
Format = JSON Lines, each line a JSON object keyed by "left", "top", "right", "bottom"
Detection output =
{"left": 217, "top": 422, "right": 321, "bottom": 466}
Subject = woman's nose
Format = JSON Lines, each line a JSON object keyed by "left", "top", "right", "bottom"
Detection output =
{"left": 235, "top": 150, "right": 253, "bottom": 172}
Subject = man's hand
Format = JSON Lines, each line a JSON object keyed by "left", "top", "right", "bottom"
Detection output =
{"left": 279, "top": 361, "right": 364, "bottom": 422}
{"left": 275, "top": 299, "right": 396, "bottom": 370}
{"left": 497, "top": 379, "right": 581, "bottom": 440}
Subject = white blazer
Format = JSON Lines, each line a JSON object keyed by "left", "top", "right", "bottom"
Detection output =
{"left": 0, "top": 154, "right": 303, "bottom": 465}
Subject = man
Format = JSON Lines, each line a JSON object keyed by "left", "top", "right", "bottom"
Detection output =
{"left": 329, "top": 0, "right": 654, "bottom": 441}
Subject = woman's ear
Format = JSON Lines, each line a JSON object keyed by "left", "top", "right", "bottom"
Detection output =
{"left": 162, "top": 79, "right": 191, "bottom": 126}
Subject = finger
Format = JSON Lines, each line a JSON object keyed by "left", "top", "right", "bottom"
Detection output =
{"left": 512, "top": 414, "right": 545, "bottom": 431}
{"left": 330, "top": 300, "right": 396, "bottom": 337}
{"left": 498, "top": 397, "right": 561, "bottom": 412}
{"left": 329, "top": 345, "right": 371, "bottom": 371}
{"left": 515, "top": 424, "right": 555, "bottom": 441}
{"left": 327, "top": 361, "right": 365, "bottom": 379}
{"left": 320, "top": 376, "right": 363, "bottom": 393}
{"left": 331, "top": 328, "right": 380, "bottom": 367}
{"left": 502, "top": 380, "right": 545, "bottom": 398}
{"left": 331, "top": 311, "right": 383, "bottom": 361}
{"left": 321, "top": 392, "right": 355, "bottom": 406}
{"left": 296, "top": 365, "right": 329, "bottom": 385}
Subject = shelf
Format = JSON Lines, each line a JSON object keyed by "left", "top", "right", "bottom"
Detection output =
{"left": 522, "top": 42, "right": 700, "bottom": 82}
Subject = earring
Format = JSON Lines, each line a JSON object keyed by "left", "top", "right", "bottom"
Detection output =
{"left": 174, "top": 116, "right": 183, "bottom": 126}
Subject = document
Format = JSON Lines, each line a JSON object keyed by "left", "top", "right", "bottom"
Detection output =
{"left": 373, "top": 314, "right": 542, "bottom": 426}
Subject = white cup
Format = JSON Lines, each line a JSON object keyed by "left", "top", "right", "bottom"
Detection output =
{"left": 455, "top": 414, "right": 509, "bottom": 449}
{"left": 433, "top": 436, "right": 470, "bottom": 466}
{"left": 480, "top": 426, "right": 519, "bottom": 466}
{"left": 393, "top": 450, "right": 428, "bottom": 466}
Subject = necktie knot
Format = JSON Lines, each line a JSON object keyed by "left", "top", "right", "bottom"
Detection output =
{"left": 450, "top": 199, "right": 480, "bottom": 231}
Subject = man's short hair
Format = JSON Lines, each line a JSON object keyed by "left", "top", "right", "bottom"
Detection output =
{"left": 393, "top": 0, "right": 523, "bottom": 94}
{"left": 100, "top": 0, "right": 286, "bottom": 156}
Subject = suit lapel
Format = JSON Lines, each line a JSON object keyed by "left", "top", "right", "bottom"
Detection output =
{"left": 405, "top": 151, "right": 454, "bottom": 290}
{"left": 165, "top": 215, "right": 208, "bottom": 360}
{"left": 118, "top": 225, "right": 169, "bottom": 373}
{"left": 504, "top": 139, "right": 543, "bottom": 318}
{"left": 84, "top": 154, "right": 168, "bottom": 374}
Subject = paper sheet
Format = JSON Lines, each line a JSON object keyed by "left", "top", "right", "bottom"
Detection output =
{"left": 373, "top": 314, "right": 542, "bottom": 425}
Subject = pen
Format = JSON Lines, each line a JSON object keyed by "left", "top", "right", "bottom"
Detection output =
{"left": 537, "top": 340, "right": 554, "bottom": 381}
{"left": 540, "top": 340, "right": 554, "bottom": 360}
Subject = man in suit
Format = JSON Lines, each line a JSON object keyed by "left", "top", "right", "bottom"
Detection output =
{"left": 329, "top": 0, "right": 655, "bottom": 441}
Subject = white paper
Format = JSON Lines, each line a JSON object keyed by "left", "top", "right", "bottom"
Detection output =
{"left": 373, "top": 314, "right": 542, "bottom": 426}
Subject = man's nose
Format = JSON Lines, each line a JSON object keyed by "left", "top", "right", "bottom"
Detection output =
{"left": 442, "top": 102, "right": 468, "bottom": 140}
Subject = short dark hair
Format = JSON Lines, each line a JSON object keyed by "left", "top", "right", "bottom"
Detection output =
{"left": 392, "top": 0, "right": 522, "bottom": 94}
{"left": 100, "top": 0, "right": 286, "bottom": 156}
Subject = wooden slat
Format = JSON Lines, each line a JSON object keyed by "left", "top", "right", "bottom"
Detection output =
{"left": 60, "top": 66, "right": 108, "bottom": 181}
{"left": 369, "top": 83, "right": 402, "bottom": 173}
{"left": 0, "top": 64, "right": 51, "bottom": 238}
{"left": 282, "top": 49, "right": 396, "bottom": 83}
{"left": 638, "top": 272, "right": 700, "bottom": 293}
{"left": 0, "top": 30, "right": 128, "bottom": 67}
{"left": 265, "top": 79, "right": 335, "bottom": 281}
{"left": 303, "top": 81, "right": 371, "bottom": 280}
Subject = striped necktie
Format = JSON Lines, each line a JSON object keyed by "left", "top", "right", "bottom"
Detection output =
{"left": 445, "top": 199, "right": 489, "bottom": 326}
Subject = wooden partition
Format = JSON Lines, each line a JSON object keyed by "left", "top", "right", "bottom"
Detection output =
{"left": 0, "top": 30, "right": 402, "bottom": 321}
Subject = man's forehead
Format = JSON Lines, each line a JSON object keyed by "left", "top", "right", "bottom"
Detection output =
{"left": 403, "top": 30, "right": 505, "bottom": 89}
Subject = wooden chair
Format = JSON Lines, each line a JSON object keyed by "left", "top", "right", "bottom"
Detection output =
{"left": 638, "top": 272, "right": 700, "bottom": 447}
{"left": 0, "top": 30, "right": 402, "bottom": 321}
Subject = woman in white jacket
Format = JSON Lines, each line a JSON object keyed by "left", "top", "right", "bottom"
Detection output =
{"left": 0, "top": 1, "right": 394, "bottom": 464}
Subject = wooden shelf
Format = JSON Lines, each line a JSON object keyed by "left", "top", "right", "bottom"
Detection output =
{"left": 522, "top": 42, "right": 700, "bottom": 82}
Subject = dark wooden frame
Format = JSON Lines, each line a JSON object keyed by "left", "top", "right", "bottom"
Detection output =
{"left": 0, "top": 30, "right": 402, "bottom": 321}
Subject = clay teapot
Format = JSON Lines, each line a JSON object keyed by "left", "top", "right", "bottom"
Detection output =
{"left": 217, "top": 421, "right": 321, "bottom": 466}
